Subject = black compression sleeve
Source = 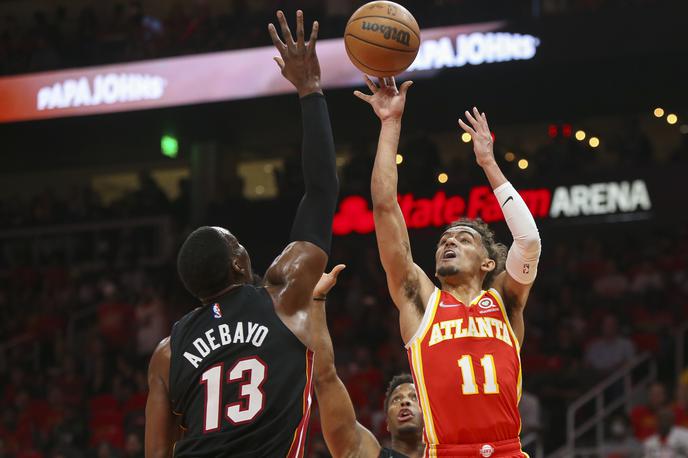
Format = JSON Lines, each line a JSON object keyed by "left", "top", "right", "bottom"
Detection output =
{"left": 289, "top": 92, "right": 339, "bottom": 255}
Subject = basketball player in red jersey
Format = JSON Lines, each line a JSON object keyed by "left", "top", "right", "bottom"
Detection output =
{"left": 354, "top": 76, "right": 541, "bottom": 457}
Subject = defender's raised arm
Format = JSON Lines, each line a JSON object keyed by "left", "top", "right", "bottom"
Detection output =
{"left": 264, "top": 10, "right": 339, "bottom": 317}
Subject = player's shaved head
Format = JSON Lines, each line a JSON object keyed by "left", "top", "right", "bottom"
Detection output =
{"left": 177, "top": 226, "right": 251, "bottom": 300}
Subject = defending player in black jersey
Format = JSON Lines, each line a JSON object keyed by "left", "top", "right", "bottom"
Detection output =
{"left": 144, "top": 10, "right": 339, "bottom": 458}
{"left": 311, "top": 267, "right": 425, "bottom": 458}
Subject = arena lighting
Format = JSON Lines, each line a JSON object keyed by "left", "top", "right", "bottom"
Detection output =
{"left": 396, "top": 154, "right": 404, "bottom": 165}
{"left": 654, "top": 108, "right": 665, "bottom": 118}
{"left": 589, "top": 137, "right": 600, "bottom": 148}
{"left": 667, "top": 114, "right": 678, "bottom": 125}
{"left": 332, "top": 180, "right": 652, "bottom": 235}
{"left": 562, "top": 124, "right": 572, "bottom": 138}
{"left": 255, "top": 185, "right": 265, "bottom": 195}
{"left": 575, "top": 130, "right": 586, "bottom": 141}
{"left": 504, "top": 152, "right": 516, "bottom": 162}
{"left": 438, "top": 173, "right": 449, "bottom": 184}
{"left": 518, "top": 159, "right": 529, "bottom": 169}
{"left": 160, "top": 135, "right": 178, "bottom": 158}
{"left": 548, "top": 124, "right": 558, "bottom": 138}
{"left": 461, "top": 132, "right": 472, "bottom": 143}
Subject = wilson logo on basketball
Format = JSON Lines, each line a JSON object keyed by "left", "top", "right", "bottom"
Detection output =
{"left": 360, "top": 22, "right": 411, "bottom": 46}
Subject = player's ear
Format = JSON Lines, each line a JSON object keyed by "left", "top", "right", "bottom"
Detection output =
{"left": 481, "top": 257, "right": 496, "bottom": 273}
{"left": 232, "top": 258, "right": 245, "bottom": 276}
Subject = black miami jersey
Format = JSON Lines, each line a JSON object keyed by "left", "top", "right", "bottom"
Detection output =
{"left": 169, "top": 285, "right": 313, "bottom": 457}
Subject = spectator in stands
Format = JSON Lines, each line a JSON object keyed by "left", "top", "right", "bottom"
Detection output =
{"left": 603, "top": 413, "right": 642, "bottom": 458}
{"left": 519, "top": 388, "right": 543, "bottom": 440}
{"left": 585, "top": 315, "right": 636, "bottom": 374}
{"left": 632, "top": 382, "right": 673, "bottom": 440}
{"left": 643, "top": 407, "right": 688, "bottom": 457}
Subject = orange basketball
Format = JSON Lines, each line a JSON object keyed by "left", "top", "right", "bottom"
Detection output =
{"left": 344, "top": 1, "right": 420, "bottom": 78}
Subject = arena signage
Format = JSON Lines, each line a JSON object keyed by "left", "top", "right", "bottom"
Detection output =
{"left": 407, "top": 32, "right": 539, "bottom": 72}
{"left": 332, "top": 180, "right": 651, "bottom": 235}
{"left": 0, "top": 21, "right": 537, "bottom": 123}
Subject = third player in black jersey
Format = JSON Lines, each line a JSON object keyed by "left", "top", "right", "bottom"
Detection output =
{"left": 144, "top": 10, "right": 338, "bottom": 458}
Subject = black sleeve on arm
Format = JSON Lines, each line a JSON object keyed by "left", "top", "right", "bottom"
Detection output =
{"left": 289, "top": 92, "right": 339, "bottom": 255}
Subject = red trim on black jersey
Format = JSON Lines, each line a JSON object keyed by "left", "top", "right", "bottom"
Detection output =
{"left": 286, "top": 349, "right": 314, "bottom": 458}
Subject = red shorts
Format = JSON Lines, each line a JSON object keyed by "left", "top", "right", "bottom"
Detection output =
{"left": 425, "top": 438, "right": 527, "bottom": 458}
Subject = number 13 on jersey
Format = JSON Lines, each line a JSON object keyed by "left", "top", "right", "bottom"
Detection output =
{"left": 457, "top": 354, "right": 499, "bottom": 395}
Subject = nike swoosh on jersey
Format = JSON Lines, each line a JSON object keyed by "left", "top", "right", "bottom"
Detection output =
{"left": 502, "top": 196, "right": 514, "bottom": 207}
{"left": 438, "top": 302, "right": 460, "bottom": 308}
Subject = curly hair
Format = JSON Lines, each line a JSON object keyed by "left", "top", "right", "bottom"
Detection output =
{"left": 444, "top": 218, "right": 507, "bottom": 288}
{"left": 383, "top": 373, "right": 415, "bottom": 413}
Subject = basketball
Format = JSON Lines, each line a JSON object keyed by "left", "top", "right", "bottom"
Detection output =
{"left": 344, "top": 1, "right": 421, "bottom": 78}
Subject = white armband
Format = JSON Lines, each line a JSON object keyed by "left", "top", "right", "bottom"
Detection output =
{"left": 494, "top": 182, "right": 541, "bottom": 284}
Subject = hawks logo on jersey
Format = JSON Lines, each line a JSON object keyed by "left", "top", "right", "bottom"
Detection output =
{"left": 406, "top": 288, "right": 523, "bottom": 454}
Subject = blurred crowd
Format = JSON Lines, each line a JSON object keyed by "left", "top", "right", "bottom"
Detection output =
{"left": 1, "top": 168, "right": 687, "bottom": 457}
{"left": 0, "top": 0, "right": 671, "bottom": 76}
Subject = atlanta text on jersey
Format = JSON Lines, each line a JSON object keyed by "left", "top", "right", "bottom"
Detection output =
{"left": 428, "top": 317, "right": 514, "bottom": 348}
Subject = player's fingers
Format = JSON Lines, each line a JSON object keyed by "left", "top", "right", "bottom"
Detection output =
{"left": 329, "top": 264, "right": 347, "bottom": 279}
{"left": 307, "top": 21, "right": 319, "bottom": 53}
{"left": 473, "top": 107, "right": 488, "bottom": 132}
{"left": 267, "top": 23, "right": 287, "bottom": 55}
{"left": 465, "top": 110, "right": 480, "bottom": 130}
{"left": 273, "top": 56, "right": 285, "bottom": 71}
{"left": 458, "top": 118, "right": 476, "bottom": 137}
{"left": 276, "top": 10, "right": 294, "bottom": 47}
{"left": 353, "top": 90, "right": 372, "bottom": 103}
{"left": 399, "top": 80, "right": 414, "bottom": 96}
{"left": 481, "top": 112, "right": 489, "bottom": 129}
{"left": 363, "top": 75, "right": 378, "bottom": 93}
{"left": 295, "top": 10, "right": 305, "bottom": 48}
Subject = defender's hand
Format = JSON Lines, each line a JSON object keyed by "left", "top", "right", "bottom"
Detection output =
{"left": 459, "top": 107, "right": 495, "bottom": 168}
{"left": 354, "top": 76, "right": 413, "bottom": 123}
{"left": 268, "top": 10, "right": 321, "bottom": 97}
{"left": 314, "top": 264, "right": 346, "bottom": 298}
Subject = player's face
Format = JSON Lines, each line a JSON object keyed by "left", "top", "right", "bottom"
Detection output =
{"left": 434, "top": 227, "right": 487, "bottom": 279}
{"left": 386, "top": 383, "right": 423, "bottom": 436}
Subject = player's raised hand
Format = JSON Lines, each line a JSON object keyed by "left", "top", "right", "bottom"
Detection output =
{"left": 459, "top": 107, "right": 496, "bottom": 168}
{"left": 268, "top": 10, "right": 321, "bottom": 97}
{"left": 314, "top": 264, "right": 346, "bottom": 298}
{"left": 354, "top": 76, "right": 413, "bottom": 123}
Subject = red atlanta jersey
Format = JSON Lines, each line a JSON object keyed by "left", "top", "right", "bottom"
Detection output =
{"left": 406, "top": 288, "right": 523, "bottom": 451}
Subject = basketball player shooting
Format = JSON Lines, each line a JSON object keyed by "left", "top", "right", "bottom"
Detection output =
{"left": 310, "top": 265, "right": 425, "bottom": 458}
{"left": 354, "top": 76, "right": 541, "bottom": 457}
{"left": 144, "top": 11, "right": 339, "bottom": 458}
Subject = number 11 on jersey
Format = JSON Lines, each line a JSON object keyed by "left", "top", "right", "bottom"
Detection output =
{"left": 457, "top": 354, "right": 499, "bottom": 395}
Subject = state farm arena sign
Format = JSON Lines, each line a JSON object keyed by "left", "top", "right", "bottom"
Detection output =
{"left": 333, "top": 180, "right": 652, "bottom": 235}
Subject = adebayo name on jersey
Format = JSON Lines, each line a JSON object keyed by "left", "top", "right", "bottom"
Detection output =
{"left": 183, "top": 321, "right": 269, "bottom": 368}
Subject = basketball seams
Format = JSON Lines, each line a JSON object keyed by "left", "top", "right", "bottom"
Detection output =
{"left": 346, "top": 15, "right": 421, "bottom": 42}
{"left": 345, "top": 40, "right": 409, "bottom": 75}
{"left": 344, "top": 33, "right": 418, "bottom": 53}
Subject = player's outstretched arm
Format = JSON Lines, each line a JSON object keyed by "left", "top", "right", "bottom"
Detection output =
{"left": 459, "top": 108, "right": 541, "bottom": 343}
{"left": 311, "top": 266, "right": 381, "bottom": 458}
{"left": 355, "top": 77, "right": 435, "bottom": 343}
{"left": 145, "top": 338, "right": 179, "bottom": 458}
{"left": 264, "top": 10, "right": 339, "bottom": 315}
